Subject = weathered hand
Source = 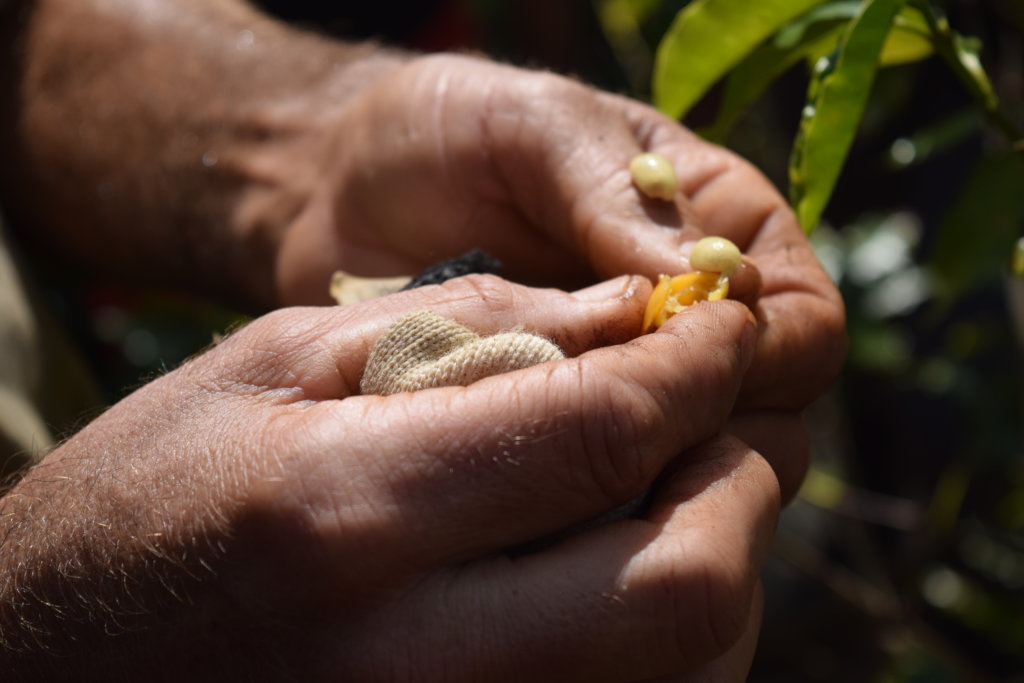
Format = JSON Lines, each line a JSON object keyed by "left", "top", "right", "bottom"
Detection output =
{"left": 5, "top": 0, "right": 842, "bottom": 422}
{"left": 1, "top": 275, "right": 778, "bottom": 681}
{"left": 276, "top": 53, "right": 844, "bottom": 498}
{"left": 280, "top": 53, "right": 842, "bottom": 397}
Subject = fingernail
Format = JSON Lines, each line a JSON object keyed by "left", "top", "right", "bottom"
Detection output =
{"left": 679, "top": 240, "right": 697, "bottom": 268}
{"left": 739, "top": 310, "right": 760, "bottom": 369}
{"left": 572, "top": 275, "right": 635, "bottom": 302}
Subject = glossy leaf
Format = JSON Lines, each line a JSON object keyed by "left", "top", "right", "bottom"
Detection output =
{"left": 950, "top": 34, "right": 999, "bottom": 111}
{"left": 789, "top": 0, "right": 908, "bottom": 234}
{"left": 704, "top": 2, "right": 931, "bottom": 143}
{"left": 653, "top": 0, "right": 830, "bottom": 120}
{"left": 792, "top": 3, "right": 932, "bottom": 65}
{"left": 909, "top": 1, "right": 1000, "bottom": 111}
{"left": 881, "top": 5, "right": 932, "bottom": 65}
{"left": 702, "top": 21, "right": 845, "bottom": 142}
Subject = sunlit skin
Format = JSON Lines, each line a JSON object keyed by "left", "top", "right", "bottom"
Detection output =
{"left": 0, "top": 0, "right": 845, "bottom": 680}
{"left": 629, "top": 152, "right": 679, "bottom": 200}
{"left": 643, "top": 236, "right": 743, "bottom": 332}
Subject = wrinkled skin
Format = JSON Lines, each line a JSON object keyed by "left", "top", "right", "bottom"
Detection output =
{"left": 2, "top": 277, "right": 780, "bottom": 681}
{"left": 1, "top": 7, "right": 845, "bottom": 681}
{"left": 280, "top": 54, "right": 845, "bottom": 494}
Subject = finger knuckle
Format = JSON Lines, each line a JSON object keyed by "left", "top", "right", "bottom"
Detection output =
{"left": 650, "top": 542, "right": 754, "bottom": 665}
{"left": 523, "top": 69, "right": 589, "bottom": 102}
{"left": 198, "top": 308, "right": 336, "bottom": 391}
{"left": 442, "top": 273, "right": 522, "bottom": 319}
{"left": 691, "top": 557, "right": 753, "bottom": 658}
{"left": 560, "top": 360, "right": 667, "bottom": 502}
{"left": 231, "top": 308, "right": 305, "bottom": 345}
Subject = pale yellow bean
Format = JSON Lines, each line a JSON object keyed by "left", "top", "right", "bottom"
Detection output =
{"left": 629, "top": 153, "right": 677, "bottom": 201}
{"left": 689, "top": 236, "right": 741, "bottom": 275}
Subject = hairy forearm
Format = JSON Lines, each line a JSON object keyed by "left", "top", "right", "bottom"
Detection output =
{"left": 0, "top": 0, "right": 409, "bottom": 308}
{"left": 0, "top": 402, "right": 289, "bottom": 680}
{"left": 0, "top": 496, "right": 284, "bottom": 681}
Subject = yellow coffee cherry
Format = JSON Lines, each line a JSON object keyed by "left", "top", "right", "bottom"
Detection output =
{"left": 642, "top": 236, "right": 741, "bottom": 333}
{"left": 629, "top": 153, "right": 678, "bottom": 201}
{"left": 689, "top": 236, "right": 742, "bottom": 275}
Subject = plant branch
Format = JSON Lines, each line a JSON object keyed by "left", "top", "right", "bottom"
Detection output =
{"left": 910, "top": 0, "right": 1023, "bottom": 151}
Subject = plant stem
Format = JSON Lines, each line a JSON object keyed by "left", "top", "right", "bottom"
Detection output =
{"left": 910, "top": 0, "right": 1024, "bottom": 152}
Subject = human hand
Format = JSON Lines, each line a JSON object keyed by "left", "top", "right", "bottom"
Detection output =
{"left": 275, "top": 53, "right": 844, "bottom": 496}
{"left": 0, "top": 275, "right": 777, "bottom": 681}
{"left": 5, "top": 0, "right": 841, "bottom": 425}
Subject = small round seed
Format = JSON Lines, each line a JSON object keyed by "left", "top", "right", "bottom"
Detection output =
{"left": 629, "top": 153, "right": 678, "bottom": 201}
{"left": 689, "top": 236, "right": 741, "bottom": 275}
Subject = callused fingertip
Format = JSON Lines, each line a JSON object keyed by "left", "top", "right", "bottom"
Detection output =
{"left": 727, "top": 256, "right": 763, "bottom": 309}
{"left": 629, "top": 152, "right": 678, "bottom": 201}
{"left": 739, "top": 299, "right": 760, "bottom": 346}
{"left": 618, "top": 273, "right": 653, "bottom": 304}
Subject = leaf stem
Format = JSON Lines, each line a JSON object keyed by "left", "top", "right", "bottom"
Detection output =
{"left": 910, "top": 0, "right": 1023, "bottom": 151}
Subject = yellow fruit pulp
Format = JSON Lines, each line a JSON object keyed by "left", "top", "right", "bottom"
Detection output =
{"left": 642, "top": 271, "right": 729, "bottom": 333}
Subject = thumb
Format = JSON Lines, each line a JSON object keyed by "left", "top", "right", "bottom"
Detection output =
{"left": 205, "top": 274, "right": 653, "bottom": 400}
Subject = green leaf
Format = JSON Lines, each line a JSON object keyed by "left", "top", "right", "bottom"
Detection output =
{"left": 652, "top": 0, "right": 831, "bottom": 120}
{"left": 775, "top": 1, "right": 861, "bottom": 48}
{"left": 789, "top": 0, "right": 908, "bottom": 234}
{"left": 909, "top": 1, "right": 999, "bottom": 111}
{"left": 881, "top": 5, "right": 932, "bottom": 65}
{"left": 793, "top": 3, "right": 932, "bottom": 65}
{"left": 703, "top": 1, "right": 932, "bottom": 143}
{"left": 701, "top": 21, "right": 846, "bottom": 142}
{"left": 796, "top": 4, "right": 932, "bottom": 66}
{"left": 949, "top": 32, "right": 999, "bottom": 111}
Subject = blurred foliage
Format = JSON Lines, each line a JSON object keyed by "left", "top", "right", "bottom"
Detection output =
{"left": 597, "top": 0, "right": 1024, "bottom": 679}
